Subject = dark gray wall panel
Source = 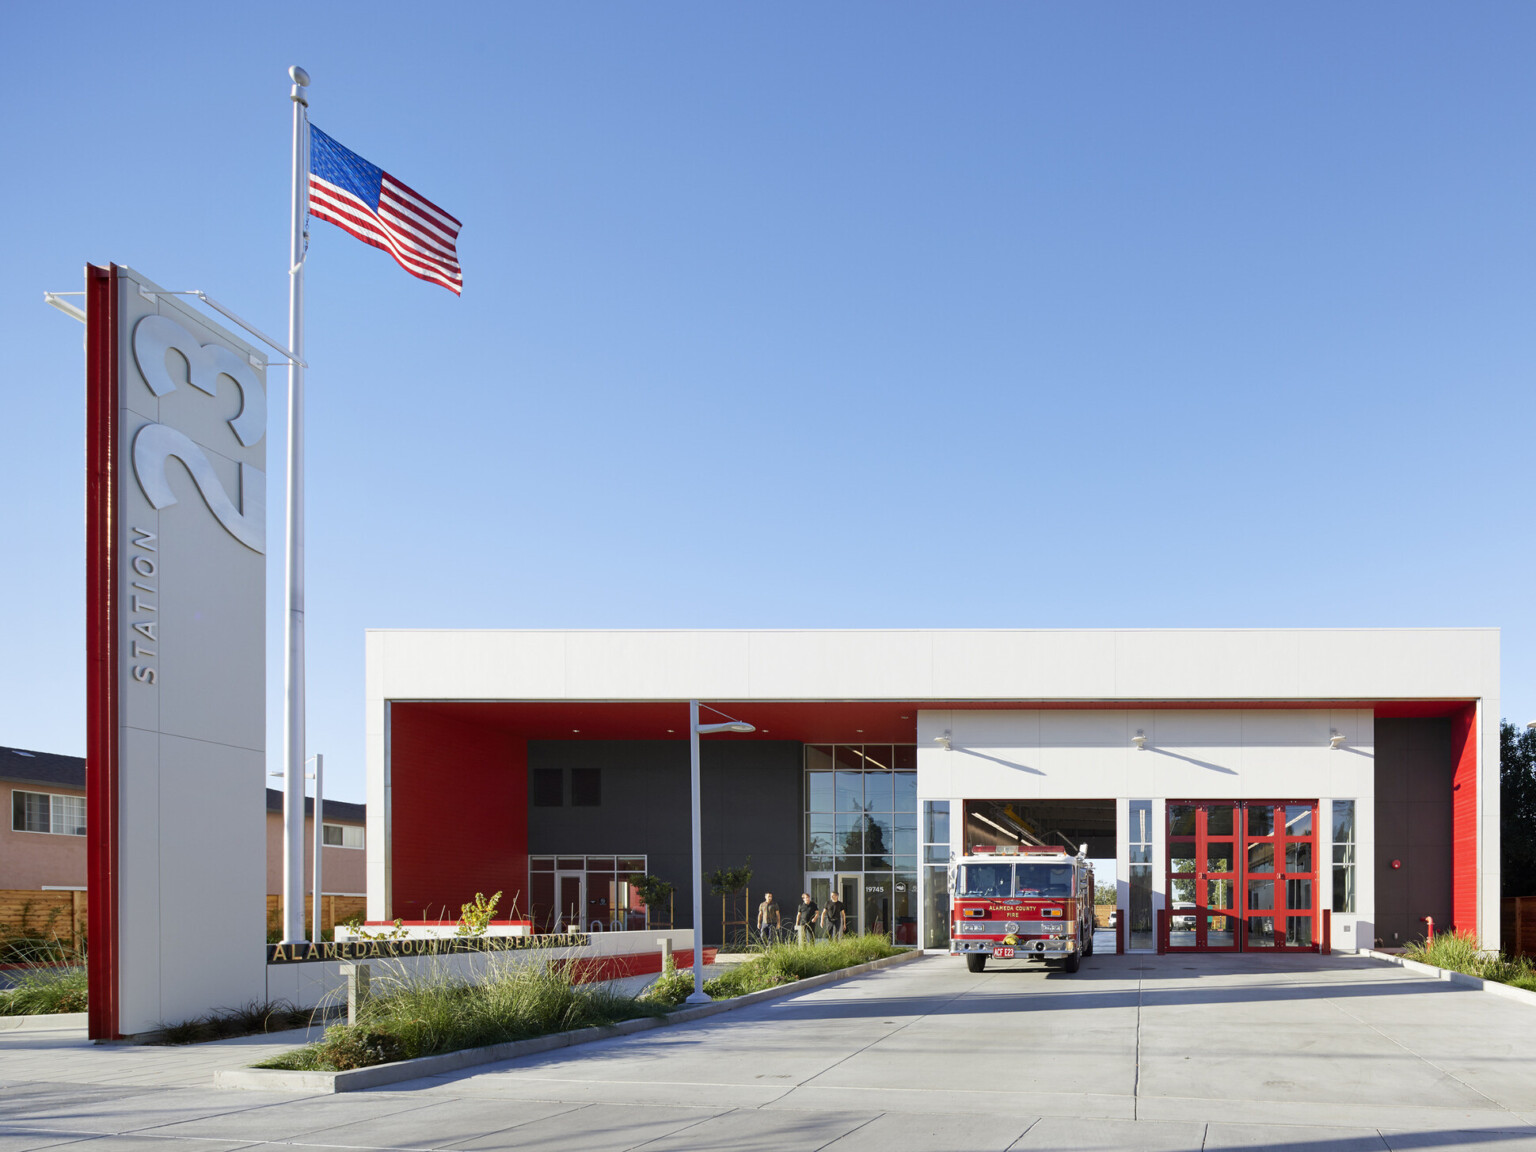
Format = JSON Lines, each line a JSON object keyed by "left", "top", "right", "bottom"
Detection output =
{"left": 1374, "top": 718, "right": 1453, "bottom": 947}
{"left": 527, "top": 740, "right": 803, "bottom": 944}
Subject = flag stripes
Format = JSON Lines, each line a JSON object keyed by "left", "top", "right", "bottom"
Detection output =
{"left": 307, "top": 125, "right": 462, "bottom": 295}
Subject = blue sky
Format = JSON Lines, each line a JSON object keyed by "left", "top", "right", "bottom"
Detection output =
{"left": 4, "top": 4, "right": 1532, "bottom": 803}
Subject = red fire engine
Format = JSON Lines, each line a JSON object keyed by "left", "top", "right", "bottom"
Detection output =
{"left": 950, "top": 844, "right": 1096, "bottom": 973}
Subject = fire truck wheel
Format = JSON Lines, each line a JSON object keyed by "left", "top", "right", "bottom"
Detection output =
{"left": 965, "top": 953, "right": 987, "bottom": 973}
{"left": 1084, "top": 930, "right": 1094, "bottom": 957}
{"left": 1063, "top": 951, "right": 1082, "bottom": 973}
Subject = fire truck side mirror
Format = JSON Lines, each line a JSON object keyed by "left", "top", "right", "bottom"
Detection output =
{"left": 1078, "top": 843, "right": 1088, "bottom": 858}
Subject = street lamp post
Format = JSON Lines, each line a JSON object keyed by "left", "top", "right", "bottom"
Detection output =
{"left": 688, "top": 700, "right": 754, "bottom": 1005}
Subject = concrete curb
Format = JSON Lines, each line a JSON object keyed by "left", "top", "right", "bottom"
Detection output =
{"left": 0, "top": 1012, "right": 88, "bottom": 1032}
{"left": 1363, "top": 948, "right": 1536, "bottom": 1008}
{"left": 214, "top": 949, "right": 924, "bottom": 1093}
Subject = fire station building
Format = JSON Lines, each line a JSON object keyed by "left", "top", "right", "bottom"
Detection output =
{"left": 364, "top": 627, "right": 1500, "bottom": 955}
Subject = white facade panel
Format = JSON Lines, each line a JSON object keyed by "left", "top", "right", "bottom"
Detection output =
{"left": 917, "top": 709, "right": 1374, "bottom": 803}
{"left": 563, "top": 631, "right": 754, "bottom": 700}
{"left": 108, "top": 269, "right": 268, "bottom": 1034}
{"left": 369, "top": 627, "right": 1497, "bottom": 706}
{"left": 746, "top": 631, "right": 936, "bottom": 699}
{"left": 929, "top": 630, "right": 1121, "bottom": 699}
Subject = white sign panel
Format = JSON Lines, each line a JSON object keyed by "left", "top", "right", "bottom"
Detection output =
{"left": 88, "top": 265, "right": 268, "bottom": 1036}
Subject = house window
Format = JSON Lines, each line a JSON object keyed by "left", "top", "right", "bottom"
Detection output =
{"left": 11, "top": 790, "right": 86, "bottom": 836}
{"left": 1332, "top": 800, "right": 1356, "bottom": 914}
{"left": 532, "top": 768, "right": 564, "bottom": 807}
{"left": 322, "top": 822, "right": 364, "bottom": 849}
{"left": 571, "top": 768, "right": 601, "bottom": 807}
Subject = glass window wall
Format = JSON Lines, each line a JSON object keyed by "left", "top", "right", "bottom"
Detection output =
{"left": 1129, "top": 800, "right": 1155, "bottom": 951}
{"left": 805, "top": 745, "right": 917, "bottom": 943}
{"left": 1332, "top": 800, "right": 1356, "bottom": 914}
{"left": 921, "top": 800, "right": 951, "bottom": 949}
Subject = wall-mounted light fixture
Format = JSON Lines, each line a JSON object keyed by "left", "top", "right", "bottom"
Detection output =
{"left": 1329, "top": 730, "right": 1346, "bottom": 749}
{"left": 1132, "top": 730, "right": 1147, "bottom": 750}
{"left": 934, "top": 731, "right": 952, "bottom": 751}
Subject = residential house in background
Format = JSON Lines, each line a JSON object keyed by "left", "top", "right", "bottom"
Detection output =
{"left": 2, "top": 746, "right": 365, "bottom": 928}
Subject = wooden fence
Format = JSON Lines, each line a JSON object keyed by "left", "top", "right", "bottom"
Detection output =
{"left": 1, "top": 890, "right": 370, "bottom": 957}
{"left": 1501, "top": 896, "right": 1536, "bottom": 958}
{"left": 0, "top": 890, "right": 86, "bottom": 953}
{"left": 266, "top": 894, "right": 368, "bottom": 938}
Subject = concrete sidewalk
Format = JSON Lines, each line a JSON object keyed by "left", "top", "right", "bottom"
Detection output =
{"left": 2, "top": 952, "right": 1535, "bottom": 1150}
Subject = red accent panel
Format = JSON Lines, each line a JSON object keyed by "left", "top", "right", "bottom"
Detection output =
{"left": 390, "top": 705, "right": 527, "bottom": 922}
{"left": 85, "top": 264, "right": 120, "bottom": 1040}
{"left": 565, "top": 947, "right": 716, "bottom": 984}
{"left": 1449, "top": 702, "right": 1478, "bottom": 936}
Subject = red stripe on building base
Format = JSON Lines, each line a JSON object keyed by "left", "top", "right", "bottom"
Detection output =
{"left": 563, "top": 948, "right": 718, "bottom": 985}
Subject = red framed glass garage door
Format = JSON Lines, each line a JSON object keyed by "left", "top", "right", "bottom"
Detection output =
{"left": 1166, "top": 800, "right": 1318, "bottom": 952}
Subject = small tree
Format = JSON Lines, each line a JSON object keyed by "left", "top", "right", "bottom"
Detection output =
{"left": 708, "top": 859, "right": 754, "bottom": 896}
{"left": 1094, "top": 881, "right": 1117, "bottom": 907}
{"left": 709, "top": 858, "right": 753, "bottom": 947}
{"left": 630, "top": 874, "right": 675, "bottom": 927}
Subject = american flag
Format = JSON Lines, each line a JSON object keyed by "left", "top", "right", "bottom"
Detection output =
{"left": 308, "top": 126, "right": 463, "bottom": 295}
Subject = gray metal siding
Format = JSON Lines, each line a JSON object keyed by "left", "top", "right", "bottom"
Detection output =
{"left": 527, "top": 740, "right": 803, "bottom": 944}
{"left": 1374, "top": 718, "right": 1454, "bottom": 947}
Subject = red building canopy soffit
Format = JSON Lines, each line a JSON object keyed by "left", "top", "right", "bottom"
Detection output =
{"left": 396, "top": 698, "right": 1471, "bottom": 744}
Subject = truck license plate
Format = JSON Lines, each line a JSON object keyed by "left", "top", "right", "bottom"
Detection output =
{"left": 992, "top": 946, "right": 1015, "bottom": 959}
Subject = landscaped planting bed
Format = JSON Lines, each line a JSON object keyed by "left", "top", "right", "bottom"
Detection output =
{"left": 1404, "top": 929, "right": 1536, "bottom": 992}
{"left": 258, "top": 935, "right": 906, "bottom": 1072}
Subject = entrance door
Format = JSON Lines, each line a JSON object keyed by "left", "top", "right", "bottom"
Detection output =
{"left": 1167, "top": 802, "right": 1240, "bottom": 951}
{"left": 1166, "top": 800, "right": 1316, "bottom": 952}
{"left": 864, "top": 875, "right": 892, "bottom": 939}
{"left": 1241, "top": 802, "right": 1319, "bottom": 950}
{"left": 556, "top": 872, "right": 584, "bottom": 932}
{"left": 837, "top": 874, "right": 862, "bottom": 936}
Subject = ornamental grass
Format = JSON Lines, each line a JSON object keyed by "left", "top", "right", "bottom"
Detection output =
{"left": 258, "top": 953, "right": 667, "bottom": 1072}
{"left": 697, "top": 933, "right": 902, "bottom": 1001}
{"left": 1404, "top": 929, "right": 1536, "bottom": 992}
{"left": 0, "top": 967, "right": 88, "bottom": 1015}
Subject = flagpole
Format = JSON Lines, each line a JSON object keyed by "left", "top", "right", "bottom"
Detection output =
{"left": 281, "top": 64, "right": 310, "bottom": 945}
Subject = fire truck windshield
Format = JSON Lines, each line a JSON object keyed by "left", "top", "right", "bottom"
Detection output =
{"left": 957, "top": 862, "right": 1075, "bottom": 898}
{"left": 1014, "top": 863, "right": 1074, "bottom": 898}
{"left": 957, "top": 863, "right": 1013, "bottom": 897}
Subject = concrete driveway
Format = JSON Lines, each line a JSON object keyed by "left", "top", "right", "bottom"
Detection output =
{"left": 2, "top": 952, "right": 1535, "bottom": 1151}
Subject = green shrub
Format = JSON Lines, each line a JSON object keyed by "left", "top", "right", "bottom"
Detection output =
{"left": 0, "top": 967, "right": 87, "bottom": 1015}
{"left": 317, "top": 1025, "right": 408, "bottom": 1070}
{"left": 638, "top": 964, "right": 696, "bottom": 1007}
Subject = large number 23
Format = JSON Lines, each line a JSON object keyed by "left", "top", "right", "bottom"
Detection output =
{"left": 130, "top": 314, "right": 266, "bottom": 555}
